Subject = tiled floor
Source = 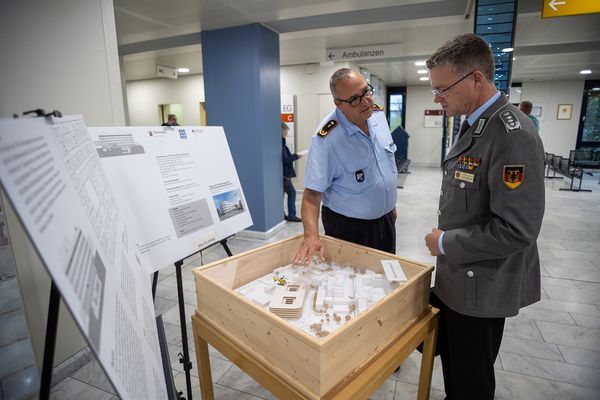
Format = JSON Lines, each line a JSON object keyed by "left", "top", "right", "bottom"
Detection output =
{"left": 49, "top": 166, "right": 600, "bottom": 399}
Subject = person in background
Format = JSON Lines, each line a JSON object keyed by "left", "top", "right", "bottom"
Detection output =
{"left": 518, "top": 100, "right": 540, "bottom": 131}
{"left": 282, "top": 122, "right": 303, "bottom": 222}
{"left": 424, "top": 33, "right": 545, "bottom": 400}
{"left": 162, "top": 114, "right": 179, "bottom": 126}
{"left": 292, "top": 68, "right": 397, "bottom": 264}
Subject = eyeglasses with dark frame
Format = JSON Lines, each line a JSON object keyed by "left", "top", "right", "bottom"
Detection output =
{"left": 431, "top": 71, "right": 474, "bottom": 97}
{"left": 337, "top": 84, "right": 375, "bottom": 107}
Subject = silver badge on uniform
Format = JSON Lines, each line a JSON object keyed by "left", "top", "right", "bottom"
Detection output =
{"left": 355, "top": 169, "right": 364, "bottom": 182}
{"left": 500, "top": 110, "right": 521, "bottom": 132}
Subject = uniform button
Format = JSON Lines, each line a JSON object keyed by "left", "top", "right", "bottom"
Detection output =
{"left": 444, "top": 170, "right": 448, "bottom": 176}
{"left": 437, "top": 209, "right": 441, "bottom": 216}
{"left": 467, "top": 271, "right": 474, "bottom": 278}
{"left": 460, "top": 182, "right": 466, "bottom": 189}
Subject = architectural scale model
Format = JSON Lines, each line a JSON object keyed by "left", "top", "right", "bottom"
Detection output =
{"left": 236, "top": 261, "right": 400, "bottom": 338}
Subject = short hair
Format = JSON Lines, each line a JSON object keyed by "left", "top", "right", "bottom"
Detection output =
{"left": 519, "top": 101, "right": 532, "bottom": 110}
{"left": 168, "top": 114, "right": 176, "bottom": 119}
{"left": 426, "top": 33, "right": 495, "bottom": 82}
{"left": 329, "top": 68, "right": 359, "bottom": 98}
{"left": 281, "top": 122, "right": 289, "bottom": 131}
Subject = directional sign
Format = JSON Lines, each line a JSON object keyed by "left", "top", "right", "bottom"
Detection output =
{"left": 542, "top": 0, "right": 600, "bottom": 18}
{"left": 325, "top": 43, "right": 403, "bottom": 62}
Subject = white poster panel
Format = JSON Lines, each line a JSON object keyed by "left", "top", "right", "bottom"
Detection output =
{"left": 88, "top": 126, "right": 252, "bottom": 272}
{"left": 0, "top": 116, "right": 168, "bottom": 400}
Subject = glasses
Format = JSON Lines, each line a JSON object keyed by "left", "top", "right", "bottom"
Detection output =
{"left": 431, "top": 71, "right": 474, "bottom": 97}
{"left": 337, "top": 84, "right": 374, "bottom": 107}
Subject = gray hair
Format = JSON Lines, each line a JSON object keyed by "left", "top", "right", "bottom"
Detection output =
{"left": 426, "top": 33, "right": 495, "bottom": 82}
{"left": 329, "top": 68, "right": 359, "bottom": 98}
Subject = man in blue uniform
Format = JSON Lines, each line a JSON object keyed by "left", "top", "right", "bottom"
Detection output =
{"left": 424, "top": 34, "right": 545, "bottom": 400}
{"left": 292, "top": 68, "right": 398, "bottom": 264}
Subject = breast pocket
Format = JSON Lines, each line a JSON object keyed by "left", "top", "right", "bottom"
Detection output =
{"left": 340, "top": 162, "right": 376, "bottom": 194}
{"left": 384, "top": 144, "right": 397, "bottom": 173}
{"left": 449, "top": 171, "right": 481, "bottom": 213}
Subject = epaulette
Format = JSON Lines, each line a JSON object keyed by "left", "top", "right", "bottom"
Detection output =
{"left": 372, "top": 103, "right": 384, "bottom": 112}
{"left": 499, "top": 110, "right": 521, "bottom": 132}
{"left": 318, "top": 120, "right": 337, "bottom": 138}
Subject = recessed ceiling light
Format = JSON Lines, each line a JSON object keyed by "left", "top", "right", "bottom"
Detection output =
{"left": 414, "top": 61, "right": 426, "bottom": 66}
{"left": 502, "top": 47, "right": 514, "bottom": 53}
{"left": 513, "top": 57, "right": 516, "bottom": 60}
{"left": 177, "top": 67, "right": 190, "bottom": 73}
{"left": 417, "top": 69, "right": 428, "bottom": 74}
{"left": 580, "top": 69, "right": 592, "bottom": 75}
{"left": 420, "top": 77, "right": 429, "bottom": 81}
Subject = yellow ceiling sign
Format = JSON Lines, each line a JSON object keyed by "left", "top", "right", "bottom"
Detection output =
{"left": 542, "top": 0, "right": 600, "bottom": 18}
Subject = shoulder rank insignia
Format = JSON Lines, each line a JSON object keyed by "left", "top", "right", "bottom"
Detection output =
{"left": 372, "top": 103, "right": 384, "bottom": 112}
{"left": 503, "top": 165, "right": 524, "bottom": 189}
{"left": 318, "top": 120, "right": 337, "bottom": 138}
{"left": 499, "top": 110, "right": 521, "bottom": 132}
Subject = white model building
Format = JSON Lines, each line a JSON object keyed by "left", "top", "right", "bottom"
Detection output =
{"left": 236, "top": 260, "right": 400, "bottom": 338}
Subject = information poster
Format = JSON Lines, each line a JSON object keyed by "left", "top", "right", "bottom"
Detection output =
{"left": 88, "top": 126, "right": 252, "bottom": 272}
{"left": 0, "top": 116, "right": 168, "bottom": 400}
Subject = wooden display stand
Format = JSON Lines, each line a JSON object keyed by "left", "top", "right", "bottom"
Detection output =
{"left": 192, "top": 307, "right": 438, "bottom": 400}
{"left": 192, "top": 235, "right": 437, "bottom": 399}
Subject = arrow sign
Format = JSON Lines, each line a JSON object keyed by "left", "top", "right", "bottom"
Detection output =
{"left": 325, "top": 43, "right": 403, "bottom": 62}
{"left": 328, "top": 52, "right": 335, "bottom": 60}
{"left": 542, "top": 0, "right": 600, "bottom": 18}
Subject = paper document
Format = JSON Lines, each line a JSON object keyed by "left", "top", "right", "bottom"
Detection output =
{"left": 381, "top": 260, "right": 407, "bottom": 282}
{"left": 296, "top": 149, "right": 308, "bottom": 156}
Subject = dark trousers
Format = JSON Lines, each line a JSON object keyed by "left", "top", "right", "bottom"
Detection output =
{"left": 321, "top": 206, "right": 396, "bottom": 253}
{"left": 429, "top": 292, "right": 505, "bottom": 400}
{"left": 283, "top": 177, "right": 297, "bottom": 217}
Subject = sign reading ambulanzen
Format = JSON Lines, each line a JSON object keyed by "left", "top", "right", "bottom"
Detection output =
{"left": 326, "top": 43, "right": 403, "bottom": 62}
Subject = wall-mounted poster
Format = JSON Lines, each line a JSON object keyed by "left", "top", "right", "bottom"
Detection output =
{"left": 557, "top": 104, "right": 573, "bottom": 120}
{"left": 424, "top": 109, "right": 443, "bottom": 128}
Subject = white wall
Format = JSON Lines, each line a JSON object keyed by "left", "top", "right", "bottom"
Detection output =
{"left": 0, "top": 0, "right": 124, "bottom": 368}
{"left": 127, "top": 74, "right": 205, "bottom": 126}
{"left": 520, "top": 80, "right": 584, "bottom": 156}
{"left": 405, "top": 86, "right": 441, "bottom": 167}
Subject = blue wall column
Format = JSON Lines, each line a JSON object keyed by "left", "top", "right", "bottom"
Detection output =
{"left": 201, "top": 24, "right": 282, "bottom": 232}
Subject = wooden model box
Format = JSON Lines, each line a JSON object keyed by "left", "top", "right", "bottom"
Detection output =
{"left": 193, "top": 234, "right": 433, "bottom": 399}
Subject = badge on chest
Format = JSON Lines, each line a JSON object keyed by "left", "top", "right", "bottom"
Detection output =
{"left": 355, "top": 169, "right": 365, "bottom": 182}
{"left": 454, "top": 170, "right": 475, "bottom": 184}
{"left": 458, "top": 155, "right": 481, "bottom": 171}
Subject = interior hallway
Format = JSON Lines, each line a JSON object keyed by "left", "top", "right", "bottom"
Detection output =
{"left": 49, "top": 166, "right": 600, "bottom": 400}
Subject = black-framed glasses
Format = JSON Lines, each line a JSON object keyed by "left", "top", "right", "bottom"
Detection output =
{"left": 431, "top": 71, "right": 474, "bottom": 97}
{"left": 337, "top": 84, "right": 374, "bottom": 107}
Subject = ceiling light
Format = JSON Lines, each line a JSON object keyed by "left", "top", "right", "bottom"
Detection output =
{"left": 417, "top": 69, "right": 428, "bottom": 74}
{"left": 502, "top": 47, "right": 514, "bottom": 53}
{"left": 580, "top": 69, "right": 592, "bottom": 75}
{"left": 513, "top": 57, "right": 516, "bottom": 60}
{"left": 420, "top": 77, "right": 429, "bottom": 81}
{"left": 177, "top": 67, "right": 190, "bottom": 73}
{"left": 414, "top": 61, "right": 426, "bottom": 66}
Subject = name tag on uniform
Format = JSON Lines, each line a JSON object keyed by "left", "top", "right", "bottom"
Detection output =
{"left": 454, "top": 170, "right": 475, "bottom": 183}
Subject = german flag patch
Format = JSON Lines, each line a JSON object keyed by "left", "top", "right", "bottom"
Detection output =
{"left": 503, "top": 165, "right": 524, "bottom": 189}
{"left": 372, "top": 103, "right": 384, "bottom": 112}
{"left": 318, "top": 120, "right": 337, "bottom": 138}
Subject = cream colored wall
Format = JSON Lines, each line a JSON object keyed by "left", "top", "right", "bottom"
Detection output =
{"left": 520, "top": 80, "right": 585, "bottom": 156}
{"left": 405, "top": 86, "right": 441, "bottom": 167}
{"left": 0, "top": 0, "right": 124, "bottom": 369}
{"left": 126, "top": 74, "right": 205, "bottom": 126}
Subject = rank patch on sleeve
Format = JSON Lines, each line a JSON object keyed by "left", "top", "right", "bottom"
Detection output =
{"left": 318, "top": 120, "right": 337, "bottom": 138}
{"left": 503, "top": 165, "right": 524, "bottom": 189}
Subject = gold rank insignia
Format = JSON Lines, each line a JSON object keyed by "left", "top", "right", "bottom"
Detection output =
{"left": 503, "top": 165, "right": 524, "bottom": 189}
{"left": 372, "top": 103, "right": 384, "bottom": 111}
{"left": 318, "top": 120, "right": 337, "bottom": 138}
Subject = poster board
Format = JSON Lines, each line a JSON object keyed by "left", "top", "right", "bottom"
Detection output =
{"left": 88, "top": 125, "right": 253, "bottom": 272}
{"left": 0, "top": 115, "right": 168, "bottom": 400}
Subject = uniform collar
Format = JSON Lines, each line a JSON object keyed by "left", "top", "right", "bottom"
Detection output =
{"left": 466, "top": 91, "right": 501, "bottom": 126}
{"left": 335, "top": 108, "right": 374, "bottom": 136}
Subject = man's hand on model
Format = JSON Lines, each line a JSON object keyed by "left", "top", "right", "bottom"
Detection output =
{"left": 292, "top": 235, "right": 325, "bottom": 265}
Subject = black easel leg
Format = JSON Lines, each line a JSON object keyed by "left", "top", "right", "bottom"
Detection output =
{"left": 152, "top": 271, "right": 159, "bottom": 300}
{"left": 220, "top": 239, "right": 233, "bottom": 257}
{"left": 175, "top": 260, "right": 193, "bottom": 400}
{"left": 39, "top": 282, "right": 61, "bottom": 400}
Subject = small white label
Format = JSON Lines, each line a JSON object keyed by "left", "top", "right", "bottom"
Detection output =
{"left": 381, "top": 260, "right": 407, "bottom": 282}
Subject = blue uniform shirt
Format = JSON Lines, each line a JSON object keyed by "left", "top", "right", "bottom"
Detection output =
{"left": 304, "top": 107, "right": 398, "bottom": 220}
